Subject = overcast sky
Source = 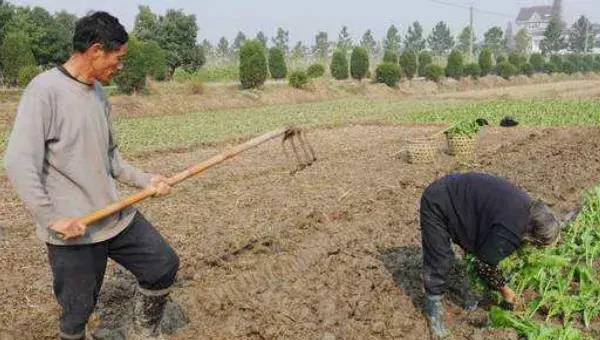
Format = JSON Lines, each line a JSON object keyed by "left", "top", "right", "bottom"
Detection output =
{"left": 9, "top": 0, "right": 600, "bottom": 45}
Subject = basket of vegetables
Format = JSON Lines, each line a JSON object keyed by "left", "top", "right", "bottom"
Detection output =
{"left": 443, "top": 120, "right": 481, "bottom": 159}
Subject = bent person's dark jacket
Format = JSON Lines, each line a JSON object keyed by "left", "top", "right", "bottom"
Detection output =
{"left": 433, "top": 172, "right": 532, "bottom": 288}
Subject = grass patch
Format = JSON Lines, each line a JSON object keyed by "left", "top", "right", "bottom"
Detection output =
{"left": 392, "top": 99, "right": 600, "bottom": 125}
{"left": 113, "top": 98, "right": 454, "bottom": 154}
{"left": 196, "top": 64, "right": 239, "bottom": 83}
{"left": 469, "top": 185, "right": 600, "bottom": 339}
{"left": 3, "top": 99, "right": 600, "bottom": 158}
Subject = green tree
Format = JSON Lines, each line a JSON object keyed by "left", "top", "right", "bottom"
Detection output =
{"left": 464, "top": 63, "right": 481, "bottom": 79}
{"left": 133, "top": 5, "right": 159, "bottom": 42}
{"left": 520, "top": 62, "right": 534, "bottom": 76}
{"left": 114, "top": 35, "right": 148, "bottom": 94}
{"left": 255, "top": 31, "right": 268, "bottom": 50}
{"left": 271, "top": 27, "right": 289, "bottom": 55}
{"left": 5, "top": 6, "right": 53, "bottom": 66}
{"left": 508, "top": 52, "right": 526, "bottom": 67}
{"left": 143, "top": 40, "right": 167, "bottom": 80}
{"left": 540, "top": 19, "right": 566, "bottom": 55}
{"left": 445, "top": 50, "right": 464, "bottom": 79}
{"left": 478, "top": 47, "right": 493, "bottom": 76}
{"left": 350, "top": 46, "right": 369, "bottom": 81}
{"left": 313, "top": 31, "right": 330, "bottom": 63}
{"left": 49, "top": 11, "right": 77, "bottom": 64}
{"left": 155, "top": 9, "right": 204, "bottom": 73}
{"left": 360, "top": 29, "right": 377, "bottom": 58}
{"left": 383, "top": 25, "right": 401, "bottom": 54}
{"left": 0, "top": 0, "right": 13, "bottom": 48}
{"left": 404, "top": 21, "right": 426, "bottom": 52}
{"left": 232, "top": 31, "right": 247, "bottom": 56}
{"left": 201, "top": 39, "right": 215, "bottom": 62}
{"left": 569, "top": 15, "right": 594, "bottom": 52}
{"left": 484, "top": 26, "right": 504, "bottom": 55}
{"left": 330, "top": 50, "right": 348, "bottom": 80}
{"left": 514, "top": 28, "right": 531, "bottom": 54}
{"left": 399, "top": 49, "right": 418, "bottom": 79}
{"left": 375, "top": 62, "right": 400, "bottom": 87}
{"left": 17, "top": 64, "right": 41, "bottom": 87}
{"left": 290, "top": 41, "right": 307, "bottom": 67}
{"left": 0, "top": 31, "right": 35, "bottom": 86}
{"left": 457, "top": 26, "right": 476, "bottom": 55}
{"left": 216, "top": 37, "right": 230, "bottom": 61}
{"left": 503, "top": 22, "right": 514, "bottom": 52}
{"left": 497, "top": 61, "right": 517, "bottom": 79}
{"left": 529, "top": 53, "right": 545, "bottom": 72}
{"left": 427, "top": 21, "right": 454, "bottom": 55}
{"left": 423, "top": 64, "right": 444, "bottom": 82}
{"left": 418, "top": 51, "right": 433, "bottom": 77}
{"left": 239, "top": 40, "right": 267, "bottom": 89}
{"left": 336, "top": 25, "right": 353, "bottom": 55}
{"left": 307, "top": 63, "right": 325, "bottom": 78}
{"left": 268, "top": 47, "right": 287, "bottom": 79}
{"left": 288, "top": 70, "right": 308, "bottom": 89}
{"left": 382, "top": 50, "right": 398, "bottom": 64}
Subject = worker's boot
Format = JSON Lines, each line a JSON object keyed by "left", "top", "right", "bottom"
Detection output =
{"left": 126, "top": 287, "right": 169, "bottom": 339}
{"left": 425, "top": 295, "right": 451, "bottom": 340}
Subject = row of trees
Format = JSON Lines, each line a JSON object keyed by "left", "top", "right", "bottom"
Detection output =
{"left": 231, "top": 38, "right": 600, "bottom": 91}
{"left": 0, "top": 0, "right": 598, "bottom": 91}
{"left": 204, "top": 16, "right": 600, "bottom": 66}
{"left": 0, "top": 2, "right": 205, "bottom": 86}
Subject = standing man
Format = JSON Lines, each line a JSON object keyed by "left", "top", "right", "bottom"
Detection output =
{"left": 419, "top": 172, "right": 560, "bottom": 339}
{"left": 4, "top": 12, "right": 179, "bottom": 340}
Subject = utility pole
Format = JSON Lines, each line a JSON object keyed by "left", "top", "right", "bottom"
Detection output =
{"left": 584, "top": 20, "right": 589, "bottom": 54}
{"left": 469, "top": 6, "right": 474, "bottom": 62}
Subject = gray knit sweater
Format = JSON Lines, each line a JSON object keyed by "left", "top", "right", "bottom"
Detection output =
{"left": 3, "top": 67, "right": 152, "bottom": 245}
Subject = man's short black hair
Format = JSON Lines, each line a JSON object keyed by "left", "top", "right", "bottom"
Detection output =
{"left": 73, "top": 11, "right": 128, "bottom": 53}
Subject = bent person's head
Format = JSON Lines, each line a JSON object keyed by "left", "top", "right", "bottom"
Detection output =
{"left": 72, "top": 11, "right": 128, "bottom": 82}
{"left": 525, "top": 200, "right": 560, "bottom": 246}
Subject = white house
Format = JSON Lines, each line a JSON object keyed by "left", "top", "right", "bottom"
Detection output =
{"left": 515, "top": 5, "right": 553, "bottom": 52}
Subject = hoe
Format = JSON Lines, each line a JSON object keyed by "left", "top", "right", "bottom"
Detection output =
{"left": 53, "top": 125, "right": 316, "bottom": 240}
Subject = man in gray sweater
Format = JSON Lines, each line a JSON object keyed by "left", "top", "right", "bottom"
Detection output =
{"left": 3, "top": 12, "right": 179, "bottom": 340}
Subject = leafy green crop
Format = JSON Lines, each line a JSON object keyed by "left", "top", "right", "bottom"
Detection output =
{"left": 392, "top": 99, "right": 600, "bottom": 126}
{"left": 483, "top": 186, "right": 600, "bottom": 339}
{"left": 443, "top": 119, "right": 481, "bottom": 138}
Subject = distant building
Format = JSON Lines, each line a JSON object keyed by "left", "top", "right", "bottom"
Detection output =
{"left": 515, "top": 5, "right": 553, "bottom": 52}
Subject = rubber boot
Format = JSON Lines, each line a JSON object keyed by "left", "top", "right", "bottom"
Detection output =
{"left": 425, "top": 295, "right": 451, "bottom": 340}
{"left": 126, "top": 287, "right": 169, "bottom": 340}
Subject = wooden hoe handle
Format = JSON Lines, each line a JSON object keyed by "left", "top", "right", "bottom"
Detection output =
{"left": 54, "top": 126, "right": 293, "bottom": 239}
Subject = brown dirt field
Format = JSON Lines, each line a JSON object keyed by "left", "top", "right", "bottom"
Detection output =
{"left": 2, "top": 123, "right": 600, "bottom": 339}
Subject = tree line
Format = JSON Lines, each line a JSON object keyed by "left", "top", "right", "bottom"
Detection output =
{"left": 0, "top": 0, "right": 598, "bottom": 92}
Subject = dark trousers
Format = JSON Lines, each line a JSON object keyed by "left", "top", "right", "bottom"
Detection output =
{"left": 47, "top": 212, "right": 180, "bottom": 338}
{"left": 420, "top": 179, "right": 455, "bottom": 296}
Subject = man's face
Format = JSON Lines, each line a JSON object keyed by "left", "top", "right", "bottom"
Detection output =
{"left": 91, "top": 44, "right": 127, "bottom": 83}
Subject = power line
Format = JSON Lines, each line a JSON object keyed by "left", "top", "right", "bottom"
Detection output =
{"left": 426, "top": 0, "right": 470, "bottom": 11}
{"left": 425, "top": 0, "right": 514, "bottom": 19}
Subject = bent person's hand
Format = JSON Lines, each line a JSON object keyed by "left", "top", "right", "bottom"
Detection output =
{"left": 49, "top": 218, "right": 86, "bottom": 240}
{"left": 500, "top": 285, "right": 517, "bottom": 304}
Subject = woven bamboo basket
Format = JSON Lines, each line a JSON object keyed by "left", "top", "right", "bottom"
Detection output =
{"left": 446, "top": 134, "right": 477, "bottom": 159}
{"left": 406, "top": 137, "right": 437, "bottom": 164}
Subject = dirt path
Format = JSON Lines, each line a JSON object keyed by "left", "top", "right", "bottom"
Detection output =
{"left": 2, "top": 123, "right": 600, "bottom": 339}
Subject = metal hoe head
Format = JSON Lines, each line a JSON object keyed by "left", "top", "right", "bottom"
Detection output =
{"left": 282, "top": 127, "right": 317, "bottom": 174}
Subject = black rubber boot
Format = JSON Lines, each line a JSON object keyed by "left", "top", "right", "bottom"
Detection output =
{"left": 425, "top": 295, "right": 451, "bottom": 340}
{"left": 128, "top": 287, "right": 169, "bottom": 339}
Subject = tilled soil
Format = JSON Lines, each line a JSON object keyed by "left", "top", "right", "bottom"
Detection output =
{"left": 1, "top": 123, "right": 600, "bottom": 340}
